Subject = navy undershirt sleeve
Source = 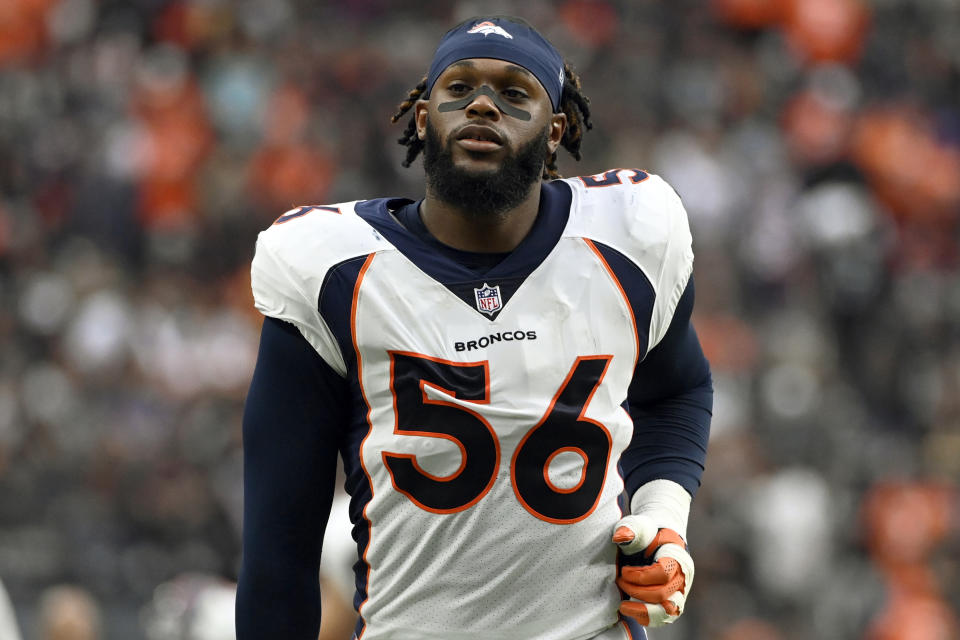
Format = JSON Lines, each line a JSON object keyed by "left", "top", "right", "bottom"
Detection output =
{"left": 621, "top": 279, "right": 713, "bottom": 499}
{"left": 236, "top": 316, "right": 347, "bottom": 640}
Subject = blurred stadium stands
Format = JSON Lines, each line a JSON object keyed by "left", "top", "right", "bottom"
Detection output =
{"left": 0, "top": 0, "right": 958, "bottom": 638}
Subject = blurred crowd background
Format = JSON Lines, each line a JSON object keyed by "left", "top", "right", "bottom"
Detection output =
{"left": 1, "top": 0, "right": 958, "bottom": 638}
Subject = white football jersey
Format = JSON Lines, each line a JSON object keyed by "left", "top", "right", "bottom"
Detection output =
{"left": 251, "top": 170, "right": 693, "bottom": 640}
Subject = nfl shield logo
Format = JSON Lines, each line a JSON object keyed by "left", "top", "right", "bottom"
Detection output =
{"left": 474, "top": 283, "right": 502, "bottom": 316}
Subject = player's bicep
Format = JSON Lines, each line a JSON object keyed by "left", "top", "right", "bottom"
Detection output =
{"left": 629, "top": 278, "right": 710, "bottom": 405}
{"left": 243, "top": 316, "right": 346, "bottom": 553}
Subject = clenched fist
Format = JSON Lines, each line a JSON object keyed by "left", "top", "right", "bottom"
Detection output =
{"left": 612, "top": 514, "right": 694, "bottom": 627}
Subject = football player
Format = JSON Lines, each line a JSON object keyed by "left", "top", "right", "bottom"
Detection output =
{"left": 237, "top": 15, "right": 712, "bottom": 640}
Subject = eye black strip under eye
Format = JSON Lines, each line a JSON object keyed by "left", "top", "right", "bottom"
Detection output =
{"left": 437, "top": 85, "right": 532, "bottom": 121}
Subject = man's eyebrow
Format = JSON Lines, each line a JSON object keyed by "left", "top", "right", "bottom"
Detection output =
{"left": 504, "top": 64, "right": 534, "bottom": 78}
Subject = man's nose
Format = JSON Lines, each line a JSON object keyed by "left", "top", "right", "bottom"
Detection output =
{"left": 466, "top": 90, "right": 501, "bottom": 119}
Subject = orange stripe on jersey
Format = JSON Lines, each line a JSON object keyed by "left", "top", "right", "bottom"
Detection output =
{"left": 350, "top": 252, "right": 376, "bottom": 639}
{"left": 584, "top": 238, "right": 640, "bottom": 368}
{"left": 585, "top": 238, "right": 640, "bottom": 529}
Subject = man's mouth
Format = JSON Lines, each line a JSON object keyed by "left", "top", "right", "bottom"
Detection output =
{"left": 455, "top": 125, "right": 504, "bottom": 151}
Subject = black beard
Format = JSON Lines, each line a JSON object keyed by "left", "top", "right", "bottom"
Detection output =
{"left": 422, "top": 118, "right": 548, "bottom": 219}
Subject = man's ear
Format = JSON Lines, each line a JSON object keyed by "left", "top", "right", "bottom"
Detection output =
{"left": 547, "top": 112, "right": 567, "bottom": 154}
{"left": 415, "top": 99, "right": 430, "bottom": 140}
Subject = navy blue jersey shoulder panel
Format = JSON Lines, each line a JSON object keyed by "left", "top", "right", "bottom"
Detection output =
{"left": 304, "top": 251, "right": 379, "bottom": 623}
{"left": 316, "top": 256, "right": 377, "bottom": 623}
{"left": 318, "top": 254, "right": 372, "bottom": 371}
{"left": 341, "top": 369, "right": 376, "bottom": 623}
{"left": 589, "top": 241, "right": 656, "bottom": 362}
{"left": 353, "top": 181, "right": 572, "bottom": 320}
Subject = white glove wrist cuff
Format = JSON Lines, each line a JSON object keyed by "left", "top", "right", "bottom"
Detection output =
{"left": 629, "top": 479, "right": 692, "bottom": 541}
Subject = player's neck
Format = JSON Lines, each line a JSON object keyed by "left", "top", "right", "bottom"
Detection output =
{"left": 419, "top": 183, "right": 542, "bottom": 253}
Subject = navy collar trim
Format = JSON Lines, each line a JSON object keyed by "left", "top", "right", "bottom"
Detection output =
{"left": 354, "top": 180, "right": 573, "bottom": 284}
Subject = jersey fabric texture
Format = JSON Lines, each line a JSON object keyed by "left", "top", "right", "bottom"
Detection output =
{"left": 237, "top": 170, "right": 712, "bottom": 640}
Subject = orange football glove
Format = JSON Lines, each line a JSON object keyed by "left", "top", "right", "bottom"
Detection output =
{"left": 612, "top": 514, "right": 694, "bottom": 627}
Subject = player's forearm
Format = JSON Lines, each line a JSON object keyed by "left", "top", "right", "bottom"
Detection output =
{"left": 622, "top": 376, "right": 713, "bottom": 497}
{"left": 629, "top": 478, "right": 692, "bottom": 538}
{"left": 236, "top": 561, "right": 321, "bottom": 639}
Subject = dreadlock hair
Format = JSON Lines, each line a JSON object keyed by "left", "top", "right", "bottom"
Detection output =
{"left": 546, "top": 62, "right": 593, "bottom": 179}
{"left": 391, "top": 75, "right": 429, "bottom": 171}
{"left": 390, "top": 47, "right": 592, "bottom": 179}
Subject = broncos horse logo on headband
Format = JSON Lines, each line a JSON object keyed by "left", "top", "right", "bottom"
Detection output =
{"left": 425, "top": 17, "right": 566, "bottom": 110}
{"left": 467, "top": 21, "right": 514, "bottom": 39}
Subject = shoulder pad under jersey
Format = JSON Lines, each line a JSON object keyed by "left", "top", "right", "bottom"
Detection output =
{"left": 562, "top": 170, "right": 694, "bottom": 352}
{"left": 250, "top": 201, "right": 394, "bottom": 375}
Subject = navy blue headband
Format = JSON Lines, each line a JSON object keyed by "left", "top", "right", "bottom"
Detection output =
{"left": 426, "top": 18, "right": 565, "bottom": 111}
